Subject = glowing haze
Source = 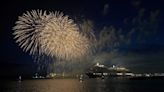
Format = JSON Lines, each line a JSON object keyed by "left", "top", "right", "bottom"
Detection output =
{"left": 13, "top": 10, "right": 93, "bottom": 61}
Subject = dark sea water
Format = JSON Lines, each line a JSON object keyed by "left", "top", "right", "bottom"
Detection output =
{"left": 1, "top": 78, "right": 164, "bottom": 92}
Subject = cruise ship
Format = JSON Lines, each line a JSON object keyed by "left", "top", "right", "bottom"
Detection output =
{"left": 85, "top": 63, "right": 134, "bottom": 78}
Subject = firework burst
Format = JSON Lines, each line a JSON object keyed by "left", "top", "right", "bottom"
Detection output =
{"left": 13, "top": 10, "right": 54, "bottom": 55}
{"left": 13, "top": 10, "right": 92, "bottom": 61}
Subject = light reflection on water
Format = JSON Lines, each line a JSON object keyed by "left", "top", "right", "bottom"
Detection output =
{"left": 1, "top": 78, "right": 164, "bottom": 92}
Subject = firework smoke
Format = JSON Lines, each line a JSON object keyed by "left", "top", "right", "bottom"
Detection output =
{"left": 78, "top": 20, "right": 97, "bottom": 53}
{"left": 13, "top": 10, "right": 92, "bottom": 61}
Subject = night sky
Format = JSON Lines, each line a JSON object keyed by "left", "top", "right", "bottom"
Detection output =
{"left": 0, "top": 0, "right": 164, "bottom": 77}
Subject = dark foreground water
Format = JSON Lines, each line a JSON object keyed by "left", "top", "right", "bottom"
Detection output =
{"left": 1, "top": 78, "right": 164, "bottom": 92}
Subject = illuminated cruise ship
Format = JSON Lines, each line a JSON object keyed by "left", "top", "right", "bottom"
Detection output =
{"left": 85, "top": 63, "right": 134, "bottom": 78}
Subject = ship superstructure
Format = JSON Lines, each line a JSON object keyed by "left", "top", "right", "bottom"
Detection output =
{"left": 86, "top": 63, "right": 134, "bottom": 78}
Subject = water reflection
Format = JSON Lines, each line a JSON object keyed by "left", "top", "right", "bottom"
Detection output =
{"left": 16, "top": 79, "right": 87, "bottom": 92}
{"left": 1, "top": 78, "right": 164, "bottom": 92}
{"left": 83, "top": 78, "right": 130, "bottom": 92}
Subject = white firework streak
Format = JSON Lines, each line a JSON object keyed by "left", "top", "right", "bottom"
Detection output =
{"left": 13, "top": 10, "right": 54, "bottom": 55}
{"left": 40, "top": 12, "right": 92, "bottom": 60}
{"left": 13, "top": 10, "right": 92, "bottom": 61}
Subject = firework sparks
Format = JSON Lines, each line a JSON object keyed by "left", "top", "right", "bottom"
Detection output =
{"left": 13, "top": 10, "right": 54, "bottom": 55}
{"left": 13, "top": 10, "right": 93, "bottom": 61}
